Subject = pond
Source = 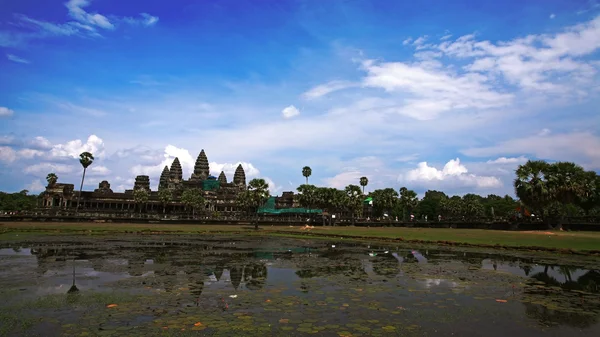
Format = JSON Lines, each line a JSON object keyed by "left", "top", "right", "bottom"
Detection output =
{"left": 0, "top": 235, "right": 599, "bottom": 336}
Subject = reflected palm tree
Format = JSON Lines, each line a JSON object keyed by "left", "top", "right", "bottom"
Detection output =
{"left": 67, "top": 259, "right": 79, "bottom": 294}
{"left": 521, "top": 264, "right": 533, "bottom": 276}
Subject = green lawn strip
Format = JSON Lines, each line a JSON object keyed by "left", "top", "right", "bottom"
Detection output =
{"left": 1, "top": 222, "right": 600, "bottom": 253}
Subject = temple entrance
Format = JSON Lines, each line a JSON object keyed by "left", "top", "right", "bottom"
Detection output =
{"left": 53, "top": 196, "right": 61, "bottom": 207}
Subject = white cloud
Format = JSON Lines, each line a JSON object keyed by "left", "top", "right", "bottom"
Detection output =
{"left": 209, "top": 161, "right": 261, "bottom": 179}
{"left": 89, "top": 165, "right": 111, "bottom": 176}
{"left": 24, "top": 163, "right": 75, "bottom": 177}
{"left": 302, "top": 80, "right": 357, "bottom": 99}
{"left": 413, "top": 36, "right": 428, "bottom": 46}
{"left": 434, "top": 15, "right": 600, "bottom": 95}
{"left": 30, "top": 136, "right": 53, "bottom": 150}
{"left": 6, "top": 54, "right": 29, "bottom": 64}
{"left": 123, "top": 13, "right": 159, "bottom": 27}
{"left": 402, "top": 37, "right": 412, "bottom": 45}
{"left": 322, "top": 170, "right": 364, "bottom": 189}
{"left": 401, "top": 158, "right": 502, "bottom": 189}
{"left": 0, "top": 146, "right": 17, "bottom": 162}
{"left": 361, "top": 60, "right": 513, "bottom": 120}
{"left": 49, "top": 135, "right": 105, "bottom": 159}
{"left": 486, "top": 156, "right": 528, "bottom": 164}
{"left": 396, "top": 154, "right": 419, "bottom": 162}
{"left": 441, "top": 34, "right": 452, "bottom": 40}
{"left": 462, "top": 131, "right": 600, "bottom": 169}
{"left": 25, "top": 179, "right": 45, "bottom": 193}
{"left": 550, "top": 14, "right": 556, "bottom": 19}
{"left": 65, "top": 0, "right": 114, "bottom": 30}
{"left": 281, "top": 105, "right": 300, "bottom": 119}
{"left": 0, "top": 107, "right": 14, "bottom": 117}
{"left": 18, "top": 149, "right": 44, "bottom": 159}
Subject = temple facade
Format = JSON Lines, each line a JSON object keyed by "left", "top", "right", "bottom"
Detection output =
{"left": 40, "top": 149, "right": 252, "bottom": 216}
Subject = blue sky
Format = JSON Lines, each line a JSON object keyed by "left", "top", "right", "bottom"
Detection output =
{"left": 1, "top": 0, "right": 600, "bottom": 197}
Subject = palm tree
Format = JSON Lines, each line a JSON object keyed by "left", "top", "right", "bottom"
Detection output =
{"left": 75, "top": 151, "right": 94, "bottom": 214}
{"left": 370, "top": 188, "right": 399, "bottom": 221}
{"left": 514, "top": 160, "right": 551, "bottom": 221}
{"left": 399, "top": 187, "right": 419, "bottom": 221}
{"left": 296, "top": 184, "right": 317, "bottom": 217}
{"left": 344, "top": 184, "right": 363, "bottom": 226}
{"left": 248, "top": 178, "right": 270, "bottom": 229}
{"left": 46, "top": 173, "right": 58, "bottom": 187}
{"left": 157, "top": 188, "right": 173, "bottom": 214}
{"left": 359, "top": 176, "right": 369, "bottom": 194}
{"left": 302, "top": 166, "right": 312, "bottom": 184}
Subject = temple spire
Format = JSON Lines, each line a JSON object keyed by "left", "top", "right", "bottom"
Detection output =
{"left": 233, "top": 164, "right": 246, "bottom": 187}
{"left": 159, "top": 166, "right": 170, "bottom": 190}
{"left": 218, "top": 171, "right": 227, "bottom": 183}
{"left": 169, "top": 158, "right": 182, "bottom": 181}
{"left": 192, "top": 149, "right": 210, "bottom": 180}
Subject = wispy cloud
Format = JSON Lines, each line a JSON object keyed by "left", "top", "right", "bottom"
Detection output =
{"left": 123, "top": 13, "right": 159, "bottom": 27}
{"left": 6, "top": 54, "right": 29, "bottom": 64}
{"left": 0, "top": 107, "right": 15, "bottom": 117}
{"left": 1, "top": 0, "right": 158, "bottom": 47}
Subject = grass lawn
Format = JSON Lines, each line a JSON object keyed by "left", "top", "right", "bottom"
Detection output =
{"left": 1, "top": 221, "right": 600, "bottom": 252}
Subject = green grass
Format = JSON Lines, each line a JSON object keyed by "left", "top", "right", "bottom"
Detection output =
{"left": 1, "top": 222, "right": 600, "bottom": 253}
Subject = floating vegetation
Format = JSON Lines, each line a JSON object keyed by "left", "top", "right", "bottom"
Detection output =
{"left": 0, "top": 235, "right": 598, "bottom": 336}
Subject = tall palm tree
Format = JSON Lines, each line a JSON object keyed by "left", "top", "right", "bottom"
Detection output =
{"left": 359, "top": 176, "right": 369, "bottom": 194}
{"left": 399, "top": 187, "right": 419, "bottom": 221}
{"left": 302, "top": 166, "right": 312, "bottom": 184}
{"left": 46, "top": 173, "right": 58, "bottom": 187}
{"left": 248, "top": 178, "right": 270, "bottom": 229}
{"left": 344, "top": 184, "right": 363, "bottom": 226}
{"left": 76, "top": 151, "right": 94, "bottom": 214}
{"left": 514, "top": 160, "right": 550, "bottom": 222}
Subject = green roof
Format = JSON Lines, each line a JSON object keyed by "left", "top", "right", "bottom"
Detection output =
{"left": 203, "top": 179, "right": 220, "bottom": 191}
{"left": 257, "top": 197, "right": 322, "bottom": 214}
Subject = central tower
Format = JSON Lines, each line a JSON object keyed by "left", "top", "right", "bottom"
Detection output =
{"left": 191, "top": 149, "right": 210, "bottom": 181}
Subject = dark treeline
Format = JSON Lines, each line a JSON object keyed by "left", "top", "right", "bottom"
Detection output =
{"left": 294, "top": 160, "right": 599, "bottom": 222}
{"left": 0, "top": 190, "right": 40, "bottom": 212}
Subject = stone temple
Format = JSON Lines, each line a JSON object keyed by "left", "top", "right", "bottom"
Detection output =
{"left": 40, "top": 149, "right": 251, "bottom": 216}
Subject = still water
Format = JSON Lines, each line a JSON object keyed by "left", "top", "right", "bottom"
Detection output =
{"left": 0, "top": 235, "right": 598, "bottom": 336}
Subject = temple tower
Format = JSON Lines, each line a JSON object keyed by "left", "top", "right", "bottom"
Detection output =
{"left": 158, "top": 166, "right": 170, "bottom": 190}
{"left": 192, "top": 149, "right": 210, "bottom": 181}
{"left": 233, "top": 164, "right": 246, "bottom": 187}
{"left": 134, "top": 175, "right": 151, "bottom": 192}
{"left": 169, "top": 158, "right": 183, "bottom": 182}
{"left": 218, "top": 171, "right": 227, "bottom": 184}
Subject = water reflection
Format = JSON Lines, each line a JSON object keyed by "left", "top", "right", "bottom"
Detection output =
{"left": 0, "top": 238, "right": 598, "bottom": 333}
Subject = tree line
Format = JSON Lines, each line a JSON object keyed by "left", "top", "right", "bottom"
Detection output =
{"left": 5, "top": 156, "right": 598, "bottom": 224}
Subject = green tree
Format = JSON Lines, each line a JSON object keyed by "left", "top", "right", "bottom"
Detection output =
{"left": 302, "top": 166, "right": 312, "bottom": 184}
{"left": 514, "top": 160, "right": 550, "bottom": 221}
{"left": 399, "top": 187, "right": 419, "bottom": 221}
{"left": 370, "top": 188, "right": 398, "bottom": 218}
{"left": 296, "top": 184, "right": 317, "bottom": 215}
{"left": 344, "top": 184, "right": 363, "bottom": 226}
{"left": 545, "top": 162, "right": 586, "bottom": 224}
{"left": 75, "top": 151, "right": 94, "bottom": 214}
{"left": 579, "top": 171, "right": 600, "bottom": 215}
{"left": 46, "top": 173, "right": 58, "bottom": 187}
{"left": 248, "top": 178, "right": 270, "bottom": 229}
{"left": 133, "top": 188, "right": 149, "bottom": 214}
{"left": 359, "top": 176, "right": 369, "bottom": 194}
{"left": 157, "top": 188, "right": 173, "bottom": 214}
{"left": 415, "top": 190, "right": 447, "bottom": 220}
{"left": 181, "top": 188, "right": 204, "bottom": 217}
